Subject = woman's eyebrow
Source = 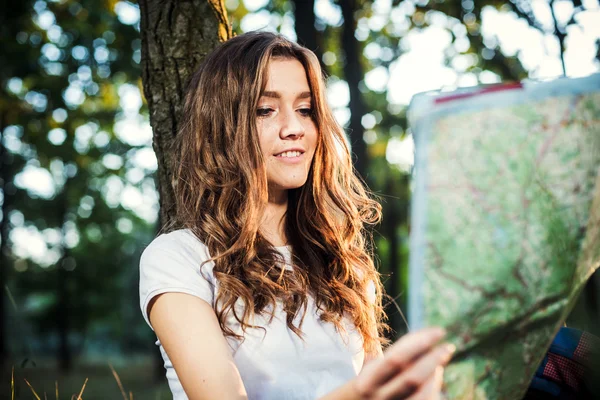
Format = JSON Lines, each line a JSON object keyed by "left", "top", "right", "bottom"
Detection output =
{"left": 261, "top": 91, "right": 312, "bottom": 99}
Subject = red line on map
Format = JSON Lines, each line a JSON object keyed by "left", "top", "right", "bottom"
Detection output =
{"left": 434, "top": 82, "right": 523, "bottom": 104}
{"left": 536, "top": 96, "right": 583, "bottom": 165}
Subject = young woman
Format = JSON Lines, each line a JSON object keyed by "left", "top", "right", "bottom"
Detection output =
{"left": 139, "top": 31, "right": 455, "bottom": 400}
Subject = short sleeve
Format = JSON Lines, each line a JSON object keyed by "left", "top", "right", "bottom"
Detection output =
{"left": 139, "top": 229, "right": 216, "bottom": 330}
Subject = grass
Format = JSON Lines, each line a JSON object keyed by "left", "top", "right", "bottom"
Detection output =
{"left": 6, "top": 357, "right": 170, "bottom": 400}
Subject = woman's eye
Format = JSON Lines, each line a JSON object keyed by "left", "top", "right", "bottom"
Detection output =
{"left": 298, "top": 108, "right": 313, "bottom": 117}
{"left": 257, "top": 107, "right": 274, "bottom": 117}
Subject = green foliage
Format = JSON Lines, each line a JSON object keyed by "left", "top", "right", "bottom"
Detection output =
{"left": 1, "top": 0, "right": 157, "bottom": 367}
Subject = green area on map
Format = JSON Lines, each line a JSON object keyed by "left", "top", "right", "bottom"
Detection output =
{"left": 422, "top": 93, "right": 600, "bottom": 399}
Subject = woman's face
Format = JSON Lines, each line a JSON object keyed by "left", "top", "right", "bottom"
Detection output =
{"left": 257, "top": 58, "right": 318, "bottom": 198}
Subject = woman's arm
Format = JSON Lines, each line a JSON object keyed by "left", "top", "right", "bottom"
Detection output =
{"left": 322, "top": 328, "right": 453, "bottom": 400}
{"left": 148, "top": 292, "right": 248, "bottom": 400}
{"left": 149, "top": 291, "right": 451, "bottom": 400}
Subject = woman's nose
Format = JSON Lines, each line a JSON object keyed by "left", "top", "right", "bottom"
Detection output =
{"left": 280, "top": 109, "right": 305, "bottom": 139}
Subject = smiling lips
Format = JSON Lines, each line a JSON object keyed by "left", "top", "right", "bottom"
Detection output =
{"left": 276, "top": 150, "right": 303, "bottom": 158}
{"left": 274, "top": 149, "right": 305, "bottom": 158}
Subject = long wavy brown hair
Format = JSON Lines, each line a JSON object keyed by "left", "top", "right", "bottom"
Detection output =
{"left": 173, "top": 31, "right": 389, "bottom": 354}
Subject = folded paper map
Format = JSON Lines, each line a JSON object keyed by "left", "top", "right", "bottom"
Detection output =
{"left": 407, "top": 74, "right": 600, "bottom": 399}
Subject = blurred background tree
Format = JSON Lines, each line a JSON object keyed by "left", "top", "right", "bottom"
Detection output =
{"left": 1, "top": 0, "right": 162, "bottom": 396}
{"left": 1, "top": 0, "right": 599, "bottom": 398}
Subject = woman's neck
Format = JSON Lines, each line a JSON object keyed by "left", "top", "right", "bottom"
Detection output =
{"left": 262, "top": 187, "right": 288, "bottom": 247}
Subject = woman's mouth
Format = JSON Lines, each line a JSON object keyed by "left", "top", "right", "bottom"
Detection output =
{"left": 275, "top": 150, "right": 303, "bottom": 158}
{"left": 274, "top": 150, "right": 305, "bottom": 163}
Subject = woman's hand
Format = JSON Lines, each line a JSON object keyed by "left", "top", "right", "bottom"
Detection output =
{"left": 354, "top": 327, "right": 454, "bottom": 400}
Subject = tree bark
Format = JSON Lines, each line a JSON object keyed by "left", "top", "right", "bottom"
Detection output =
{"left": 139, "top": 0, "right": 232, "bottom": 229}
{"left": 139, "top": 0, "right": 232, "bottom": 379}
{"left": 339, "top": 0, "right": 369, "bottom": 182}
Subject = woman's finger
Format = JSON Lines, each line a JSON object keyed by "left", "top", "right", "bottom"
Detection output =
{"left": 405, "top": 366, "right": 444, "bottom": 400}
{"left": 361, "top": 327, "right": 446, "bottom": 389}
{"left": 376, "top": 343, "right": 454, "bottom": 399}
{"left": 386, "top": 328, "right": 447, "bottom": 366}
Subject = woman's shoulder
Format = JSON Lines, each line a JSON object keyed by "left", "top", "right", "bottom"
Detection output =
{"left": 140, "top": 228, "right": 215, "bottom": 281}
{"left": 142, "top": 228, "right": 210, "bottom": 259}
{"left": 138, "top": 228, "right": 217, "bottom": 328}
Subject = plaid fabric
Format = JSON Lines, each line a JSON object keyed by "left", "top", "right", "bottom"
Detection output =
{"left": 523, "top": 327, "right": 600, "bottom": 399}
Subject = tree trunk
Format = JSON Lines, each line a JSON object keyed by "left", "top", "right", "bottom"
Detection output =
{"left": 56, "top": 255, "right": 71, "bottom": 371}
{"left": 382, "top": 170, "right": 412, "bottom": 338}
{"left": 291, "top": 0, "right": 326, "bottom": 73}
{"left": 0, "top": 110, "right": 9, "bottom": 366}
{"left": 383, "top": 190, "right": 400, "bottom": 337}
{"left": 339, "top": 0, "right": 369, "bottom": 182}
{"left": 139, "top": 0, "right": 232, "bottom": 229}
{"left": 383, "top": 175, "right": 410, "bottom": 338}
{"left": 56, "top": 194, "right": 71, "bottom": 372}
{"left": 139, "top": 0, "right": 232, "bottom": 379}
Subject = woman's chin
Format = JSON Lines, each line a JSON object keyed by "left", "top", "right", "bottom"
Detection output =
{"left": 283, "top": 181, "right": 307, "bottom": 190}
{"left": 270, "top": 179, "right": 308, "bottom": 192}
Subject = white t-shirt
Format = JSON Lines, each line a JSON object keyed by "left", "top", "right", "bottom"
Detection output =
{"left": 139, "top": 229, "right": 373, "bottom": 400}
